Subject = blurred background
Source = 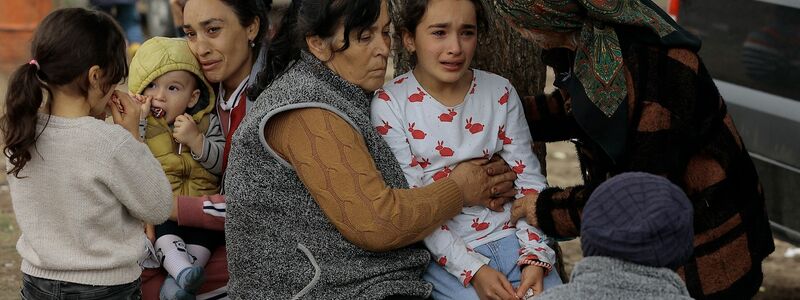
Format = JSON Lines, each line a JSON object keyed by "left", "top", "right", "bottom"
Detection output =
{"left": 0, "top": 0, "right": 798, "bottom": 299}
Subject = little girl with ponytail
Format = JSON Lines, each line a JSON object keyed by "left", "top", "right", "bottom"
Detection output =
{"left": 1, "top": 7, "right": 172, "bottom": 298}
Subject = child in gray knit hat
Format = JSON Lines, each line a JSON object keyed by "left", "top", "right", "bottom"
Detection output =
{"left": 537, "top": 172, "right": 695, "bottom": 300}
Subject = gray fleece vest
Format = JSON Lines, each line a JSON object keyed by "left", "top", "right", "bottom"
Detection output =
{"left": 224, "top": 52, "right": 432, "bottom": 300}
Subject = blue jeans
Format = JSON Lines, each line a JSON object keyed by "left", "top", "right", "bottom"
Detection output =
{"left": 423, "top": 234, "right": 562, "bottom": 300}
{"left": 95, "top": 3, "right": 144, "bottom": 44}
{"left": 20, "top": 274, "right": 141, "bottom": 300}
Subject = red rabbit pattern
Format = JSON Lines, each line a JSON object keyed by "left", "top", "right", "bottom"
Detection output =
{"left": 409, "top": 155, "right": 419, "bottom": 168}
{"left": 375, "top": 120, "right": 392, "bottom": 135}
{"left": 502, "top": 221, "right": 516, "bottom": 230}
{"left": 498, "top": 87, "right": 509, "bottom": 105}
{"left": 438, "top": 109, "right": 458, "bottom": 122}
{"left": 376, "top": 89, "right": 391, "bottom": 102}
{"left": 461, "top": 270, "right": 474, "bottom": 287}
{"left": 432, "top": 166, "right": 452, "bottom": 181}
{"left": 464, "top": 117, "right": 484, "bottom": 134}
{"left": 520, "top": 187, "right": 538, "bottom": 195}
{"left": 408, "top": 87, "right": 426, "bottom": 102}
{"left": 370, "top": 70, "right": 552, "bottom": 285}
{"left": 407, "top": 123, "right": 427, "bottom": 140}
{"left": 471, "top": 218, "right": 490, "bottom": 231}
{"left": 527, "top": 229, "right": 541, "bottom": 242}
{"left": 512, "top": 160, "right": 526, "bottom": 174}
{"left": 435, "top": 141, "right": 455, "bottom": 157}
{"left": 498, "top": 125, "right": 513, "bottom": 145}
{"left": 417, "top": 157, "right": 431, "bottom": 169}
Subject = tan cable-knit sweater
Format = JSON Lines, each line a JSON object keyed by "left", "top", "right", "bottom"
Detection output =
{"left": 8, "top": 114, "right": 173, "bottom": 286}
{"left": 265, "top": 107, "right": 463, "bottom": 250}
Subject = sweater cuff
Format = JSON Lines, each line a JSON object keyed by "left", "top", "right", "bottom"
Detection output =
{"left": 424, "top": 178, "right": 463, "bottom": 218}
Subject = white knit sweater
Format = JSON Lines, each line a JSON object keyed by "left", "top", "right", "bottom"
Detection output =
{"left": 8, "top": 114, "right": 173, "bottom": 285}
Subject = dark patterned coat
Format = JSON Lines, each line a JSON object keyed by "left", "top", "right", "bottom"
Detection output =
{"left": 524, "top": 29, "right": 775, "bottom": 300}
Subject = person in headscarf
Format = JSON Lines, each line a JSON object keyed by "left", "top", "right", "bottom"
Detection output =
{"left": 494, "top": 1, "right": 775, "bottom": 299}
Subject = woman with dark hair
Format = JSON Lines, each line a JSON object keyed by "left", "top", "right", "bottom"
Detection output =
{"left": 140, "top": 0, "right": 272, "bottom": 299}
{"left": 491, "top": 0, "right": 774, "bottom": 299}
{"left": 225, "top": 0, "right": 517, "bottom": 298}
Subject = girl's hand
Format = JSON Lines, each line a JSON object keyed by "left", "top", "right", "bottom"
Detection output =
{"left": 472, "top": 265, "right": 519, "bottom": 300}
{"left": 449, "top": 159, "right": 517, "bottom": 209}
{"left": 109, "top": 91, "right": 143, "bottom": 140}
{"left": 510, "top": 192, "right": 539, "bottom": 227}
{"left": 130, "top": 94, "right": 153, "bottom": 120}
{"left": 517, "top": 265, "right": 545, "bottom": 299}
{"left": 173, "top": 113, "right": 203, "bottom": 153}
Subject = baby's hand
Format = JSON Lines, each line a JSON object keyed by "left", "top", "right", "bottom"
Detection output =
{"left": 129, "top": 94, "right": 153, "bottom": 120}
{"left": 173, "top": 113, "right": 203, "bottom": 153}
{"left": 517, "top": 265, "right": 545, "bottom": 299}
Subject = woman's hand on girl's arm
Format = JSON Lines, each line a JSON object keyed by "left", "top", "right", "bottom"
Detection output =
{"left": 485, "top": 155, "right": 518, "bottom": 209}
{"left": 510, "top": 191, "right": 538, "bottom": 227}
{"left": 449, "top": 158, "right": 517, "bottom": 210}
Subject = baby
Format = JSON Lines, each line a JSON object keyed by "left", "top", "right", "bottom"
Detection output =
{"left": 128, "top": 37, "right": 225, "bottom": 299}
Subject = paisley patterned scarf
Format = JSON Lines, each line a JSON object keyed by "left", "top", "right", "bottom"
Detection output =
{"left": 494, "top": 0, "right": 699, "bottom": 117}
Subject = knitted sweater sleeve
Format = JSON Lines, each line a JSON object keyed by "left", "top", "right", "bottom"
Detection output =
{"left": 265, "top": 108, "right": 464, "bottom": 252}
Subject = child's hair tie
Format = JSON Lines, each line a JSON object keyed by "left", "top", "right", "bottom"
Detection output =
{"left": 29, "top": 59, "right": 40, "bottom": 71}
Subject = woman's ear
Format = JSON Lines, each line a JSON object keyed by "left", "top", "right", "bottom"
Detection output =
{"left": 247, "top": 16, "right": 260, "bottom": 43}
{"left": 306, "top": 35, "right": 332, "bottom": 61}
{"left": 401, "top": 30, "right": 416, "bottom": 53}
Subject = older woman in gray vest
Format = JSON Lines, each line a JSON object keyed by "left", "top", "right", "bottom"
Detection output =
{"left": 223, "top": 0, "right": 518, "bottom": 299}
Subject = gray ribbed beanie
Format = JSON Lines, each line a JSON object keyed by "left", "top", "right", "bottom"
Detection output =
{"left": 581, "top": 172, "right": 694, "bottom": 269}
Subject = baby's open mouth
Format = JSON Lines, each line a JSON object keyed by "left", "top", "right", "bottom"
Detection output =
{"left": 151, "top": 107, "right": 165, "bottom": 118}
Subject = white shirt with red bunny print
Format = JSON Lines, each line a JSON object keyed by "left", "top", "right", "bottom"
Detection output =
{"left": 370, "top": 70, "right": 556, "bottom": 287}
